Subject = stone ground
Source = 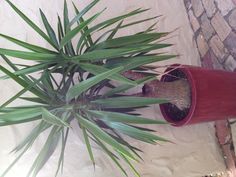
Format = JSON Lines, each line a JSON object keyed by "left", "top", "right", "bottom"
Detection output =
{"left": 184, "top": 0, "right": 236, "bottom": 176}
{"left": 184, "top": 0, "right": 236, "bottom": 71}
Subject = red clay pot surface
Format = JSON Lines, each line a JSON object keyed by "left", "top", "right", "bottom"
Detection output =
{"left": 160, "top": 64, "right": 236, "bottom": 126}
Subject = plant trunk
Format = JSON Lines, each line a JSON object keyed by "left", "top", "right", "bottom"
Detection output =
{"left": 143, "top": 79, "right": 191, "bottom": 110}
{"left": 123, "top": 71, "right": 191, "bottom": 110}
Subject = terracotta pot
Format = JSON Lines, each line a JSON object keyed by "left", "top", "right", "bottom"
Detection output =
{"left": 159, "top": 64, "right": 236, "bottom": 126}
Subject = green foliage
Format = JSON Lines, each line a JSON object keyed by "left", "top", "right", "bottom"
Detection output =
{"left": 0, "top": 1, "right": 174, "bottom": 177}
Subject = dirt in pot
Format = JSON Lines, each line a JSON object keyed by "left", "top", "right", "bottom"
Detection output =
{"left": 163, "top": 103, "right": 189, "bottom": 121}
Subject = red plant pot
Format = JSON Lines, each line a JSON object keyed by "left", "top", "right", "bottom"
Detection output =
{"left": 160, "top": 64, "right": 236, "bottom": 126}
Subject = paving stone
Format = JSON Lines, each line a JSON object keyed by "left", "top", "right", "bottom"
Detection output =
{"left": 191, "top": 0, "right": 204, "bottom": 17}
{"left": 202, "top": 49, "right": 224, "bottom": 70}
{"left": 201, "top": 50, "right": 214, "bottom": 69}
{"left": 202, "top": 0, "right": 216, "bottom": 18}
{"left": 233, "top": 0, "right": 236, "bottom": 5}
{"left": 200, "top": 13, "right": 215, "bottom": 41}
{"left": 184, "top": 0, "right": 192, "bottom": 10}
{"left": 188, "top": 10, "right": 200, "bottom": 32}
{"left": 196, "top": 33, "right": 209, "bottom": 57}
{"left": 224, "top": 55, "right": 236, "bottom": 71}
{"left": 228, "top": 9, "right": 236, "bottom": 31}
{"left": 215, "top": 0, "right": 235, "bottom": 16}
{"left": 224, "top": 31, "right": 236, "bottom": 58}
{"left": 210, "top": 50, "right": 225, "bottom": 70}
{"left": 211, "top": 12, "right": 231, "bottom": 41}
{"left": 209, "top": 35, "right": 228, "bottom": 63}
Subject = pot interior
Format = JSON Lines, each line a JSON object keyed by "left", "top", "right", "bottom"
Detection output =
{"left": 161, "top": 67, "right": 191, "bottom": 123}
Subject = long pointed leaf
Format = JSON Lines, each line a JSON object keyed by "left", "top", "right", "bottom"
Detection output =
{"left": 104, "top": 76, "right": 156, "bottom": 97}
{"left": 60, "top": 9, "right": 104, "bottom": 48}
{"left": 5, "top": 0, "right": 58, "bottom": 49}
{"left": 106, "top": 54, "right": 175, "bottom": 71}
{"left": 92, "top": 96, "right": 167, "bottom": 108}
{"left": 0, "top": 48, "right": 59, "bottom": 61}
{"left": 39, "top": 9, "right": 59, "bottom": 49}
{"left": 87, "top": 110, "right": 167, "bottom": 124}
{"left": 0, "top": 34, "right": 56, "bottom": 53}
{"left": 27, "top": 127, "right": 60, "bottom": 177}
{"left": 42, "top": 108, "right": 70, "bottom": 127}
{"left": 12, "top": 121, "right": 50, "bottom": 153}
{"left": 62, "top": 0, "right": 75, "bottom": 56}
{"left": 57, "top": 15, "right": 64, "bottom": 43}
{"left": 20, "top": 97, "right": 47, "bottom": 104}
{"left": 92, "top": 136, "right": 128, "bottom": 177}
{"left": 76, "top": 8, "right": 149, "bottom": 51}
{"left": 66, "top": 66, "right": 123, "bottom": 101}
{"left": 1, "top": 140, "right": 33, "bottom": 177}
{"left": 55, "top": 128, "right": 69, "bottom": 176}
{"left": 63, "top": 0, "right": 69, "bottom": 34}
{"left": 72, "top": 2, "right": 93, "bottom": 48}
{"left": 119, "top": 152, "right": 141, "bottom": 177}
{"left": 1, "top": 55, "right": 18, "bottom": 71}
{"left": 76, "top": 114, "right": 137, "bottom": 161}
{"left": 0, "top": 65, "right": 50, "bottom": 102}
{"left": 69, "top": 0, "right": 100, "bottom": 27}
{"left": 72, "top": 48, "right": 133, "bottom": 61}
{"left": 0, "top": 77, "right": 42, "bottom": 108}
{"left": 93, "top": 33, "right": 168, "bottom": 50}
{"left": 78, "top": 63, "right": 136, "bottom": 85}
{"left": 109, "top": 122, "right": 169, "bottom": 142}
{"left": 93, "top": 15, "right": 160, "bottom": 46}
{"left": 14, "top": 62, "right": 54, "bottom": 76}
{"left": 82, "top": 127, "right": 95, "bottom": 165}
{"left": 0, "top": 107, "right": 42, "bottom": 126}
{"left": 107, "top": 20, "right": 123, "bottom": 40}
{"left": 55, "top": 128, "right": 69, "bottom": 177}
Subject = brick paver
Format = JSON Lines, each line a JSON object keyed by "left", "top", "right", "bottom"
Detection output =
{"left": 211, "top": 11, "right": 231, "bottom": 41}
{"left": 191, "top": 0, "right": 204, "bottom": 17}
{"left": 228, "top": 9, "right": 236, "bottom": 31}
{"left": 196, "top": 33, "right": 209, "bottom": 57}
{"left": 224, "top": 55, "right": 236, "bottom": 71}
{"left": 200, "top": 13, "right": 215, "bottom": 41}
{"left": 215, "top": 0, "right": 235, "bottom": 16}
{"left": 189, "top": 10, "right": 200, "bottom": 32}
{"left": 209, "top": 35, "right": 228, "bottom": 63}
{"left": 202, "top": 0, "right": 216, "bottom": 18}
{"left": 225, "top": 32, "right": 236, "bottom": 58}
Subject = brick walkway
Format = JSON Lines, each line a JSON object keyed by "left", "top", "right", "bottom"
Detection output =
{"left": 184, "top": 1, "right": 236, "bottom": 176}
{"left": 184, "top": 0, "right": 236, "bottom": 71}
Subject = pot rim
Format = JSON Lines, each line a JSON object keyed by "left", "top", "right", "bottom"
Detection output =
{"left": 159, "top": 64, "right": 197, "bottom": 126}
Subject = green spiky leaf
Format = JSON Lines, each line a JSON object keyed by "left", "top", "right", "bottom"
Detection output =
{"left": 66, "top": 66, "right": 123, "bottom": 101}
{"left": 76, "top": 114, "right": 137, "bottom": 161}
{"left": 5, "top": 0, "right": 58, "bottom": 49}
{"left": 0, "top": 48, "right": 59, "bottom": 61}
{"left": 0, "top": 107, "right": 42, "bottom": 126}
{"left": 39, "top": 9, "right": 59, "bottom": 49}
{"left": 92, "top": 96, "right": 167, "bottom": 108}
{"left": 87, "top": 110, "right": 167, "bottom": 124}
{"left": 42, "top": 108, "right": 70, "bottom": 127}
{"left": 0, "top": 33, "right": 56, "bottom": 53}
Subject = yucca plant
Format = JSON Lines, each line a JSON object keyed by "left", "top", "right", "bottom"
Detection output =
{"left": 0, "top": 0, "right": 176, "bottom": 177}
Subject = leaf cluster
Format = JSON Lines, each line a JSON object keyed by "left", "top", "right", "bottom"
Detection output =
{"left": 0, "top": 1, "right": 174, "bottom": 177}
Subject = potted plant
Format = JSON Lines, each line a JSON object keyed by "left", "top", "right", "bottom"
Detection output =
{"left": 0, "top": 0, "right": 175, "bottom": 177}
{"left": 142, "top": 64, "right": 236, "bottom": 126}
